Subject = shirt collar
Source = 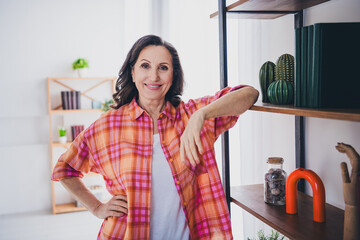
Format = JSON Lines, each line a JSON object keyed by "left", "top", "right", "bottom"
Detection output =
{"left": 127, "top": 98, "right": 145, "bottom": 120}
{"left": 127, "top": 98, "right": 178, "bottom": 121}
{"left": 162, "top": 100, "right": 177, "bottom": 120}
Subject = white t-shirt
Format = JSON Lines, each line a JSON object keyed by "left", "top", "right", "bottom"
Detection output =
{"left": 150, "top": 134, "right": 190, "bottom": 240}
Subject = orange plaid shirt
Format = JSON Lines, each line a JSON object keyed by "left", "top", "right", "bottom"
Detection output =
{"left": 52, "top": 85, "right": 244, "bottom": 239}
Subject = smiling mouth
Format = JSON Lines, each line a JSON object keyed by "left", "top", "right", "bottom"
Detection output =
{"left": 145, "top": 83, "right": 162, "bottom": 90}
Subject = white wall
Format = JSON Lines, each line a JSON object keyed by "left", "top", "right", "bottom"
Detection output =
{"left": 0, "top": 0, "right": 220, "bottom": 216}
{"left": 232, "top": 0, "right": 360, "bottom": 238}
{"left": 1, "top": 2, "right": 359, "bottom": 239}
{"left": 0, "top": 0, "right": 146, "bottom": 215}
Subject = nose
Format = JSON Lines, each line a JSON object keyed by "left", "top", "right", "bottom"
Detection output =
{"left": 148, "top": 68, "right": 159, "bottom": 82}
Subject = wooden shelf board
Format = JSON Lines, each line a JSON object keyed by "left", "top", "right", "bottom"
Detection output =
{"left": 54, "top": 203, "right": 87, "bottom": 214}
{"left": 210, "top": 0, "right": 329, "bottom": 19}
{"left": 52, "top": 142, "right": 72, "bottom": 148}
{"left": 250, "top": 102, "right": 360, "bottom": 122}
{"left": 231, "top": 184, "right": 344, "bottom": 240}
{"left": 50, "top": 109, "right": 103, "bottom": 114}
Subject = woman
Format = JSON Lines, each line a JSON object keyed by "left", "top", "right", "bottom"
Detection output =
{"left": 52, "top": 35, "right": 259, "bottom": 239}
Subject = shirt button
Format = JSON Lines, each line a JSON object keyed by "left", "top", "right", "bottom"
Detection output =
{"left": 162, "top": 140, "right": 166, "bottom": 145}
{"left": 169, "top": 158, "right": 173, "bottom": 162}
{"left": 176, "top": 180, "right": 180, "bottom": 185}
{"left": 184, "top": 201, "right": 187, "bottom": 206}
{"left": 159, "top": 113, "right": 164, "bottom": 118}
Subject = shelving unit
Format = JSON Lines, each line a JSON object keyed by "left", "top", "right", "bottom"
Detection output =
{"left": 231, "top": 185, "right": 343, "bottom": 240}
{"left": 250, "top": 101, "right": 360, "bottom": 122}
{"left": 47, "top": 77, "right": 116, "bottom": 214}
{"left": 210, "top": 0, "right": 329, "bottom": 19}
{"left": 212, "top": 0, "right": 359, "bottom": 239}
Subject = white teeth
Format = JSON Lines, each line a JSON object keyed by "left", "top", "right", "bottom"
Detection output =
{"left": 146, "top": 84, "right": 161, "bottom": 88}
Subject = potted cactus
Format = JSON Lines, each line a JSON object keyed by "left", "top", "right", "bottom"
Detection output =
{"left": 267, "top": 79, "right": 294, "bottom": 105}
{"left": 72, "top": 58, "right": 89, "bottom": 77}
{"left": 275, "top": 54, "right": 294, "bottom": 83}
{"left": 259, "top": 61, "right": 276, "bottom": 103}
{"left": 267, "top": 54, "right": 295, "bottom": 105}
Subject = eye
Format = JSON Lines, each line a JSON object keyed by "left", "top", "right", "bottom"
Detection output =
{"left": 159, "top": 65, "right": 168, "bottom": 71}
{"left": 140, "top": 63, "right": 150, "bottom": 69}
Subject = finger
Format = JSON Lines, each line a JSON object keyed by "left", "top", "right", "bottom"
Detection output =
{"left": 341, "top": 162, "right": 350, "bottom": 183}
{"left": 109, "top": 205, "right": 128, "bottom": 214}
{"left": 335, "top": 145, "right": 345, "bottom": 153}
{"left": 184, "top": 140, "right": 196, "bottom": 167}
{"left": 114, "top": 195, "right": 127, "bottom": 202}
{"left": 194, "top": 135, "right": 204, "bottom": 155}
{"left": 109, "top": 211, "right": 125, "bottom": 217}
{"left": 189, "top": 138, "right": 200, "bottom": 165}
{"left": 111, "top": 200, "right": 128, "bottom": 209}
{"left": 180, "top": 139, "right": 186, "bottom": 164}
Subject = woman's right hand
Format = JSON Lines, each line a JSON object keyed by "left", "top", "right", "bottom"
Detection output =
{"left": 93, "top": 194, "right": 128, "bottom": 219}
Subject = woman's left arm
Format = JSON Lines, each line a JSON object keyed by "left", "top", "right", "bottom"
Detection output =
{"left": 180, "top": 86, "right": 259, "bottom": 167}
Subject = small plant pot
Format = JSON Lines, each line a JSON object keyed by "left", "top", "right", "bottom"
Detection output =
{"left": 76, "top": 68, "right": 87, "bottom": 77}
{"left": 92, "top": 100, "right": 102, "bottom": 109}
{"left": 59, "top": 136, "right": 67, "bottom": 144}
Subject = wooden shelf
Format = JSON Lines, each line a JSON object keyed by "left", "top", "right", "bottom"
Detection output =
{"left": 231, "top": 184, "right": 344, "bottom": 240}
{"left": 49, "top": 109, "right": 103, "bottom": 114}
{"left": 54, "top": 203, "right": 87, "bottom": 214}
{"left": 52, "top": 142, "right": 72, "bottom": 148}
{"left": 48, "top": 77, "right": 116, "bottom": 214}
{"left": 210, "top": 0, "right": 329, "bottom": 19}
{"left": 250, "top": 101, "right": 360, "bottom": 122}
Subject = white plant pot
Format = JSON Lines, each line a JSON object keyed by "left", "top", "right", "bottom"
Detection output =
{"left": 59, "top": 136, "right": 67, "bottom": 144}
{"left": 77, "top": 68, "right": 87, "bottom": 77}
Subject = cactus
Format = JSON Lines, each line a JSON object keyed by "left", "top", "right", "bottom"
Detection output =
{"left": 267, "top": 80, "right": 294, "bottom": 105}
{"left": 275, "top": 54, "right": 294, "bottom": 83}
{"left": 259, "top": 61, "right": 275, "bottom": 103}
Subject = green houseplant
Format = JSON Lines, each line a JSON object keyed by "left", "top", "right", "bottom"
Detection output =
{"left": 58, "top": 127, "right": 67, "bottom": 144}
{"left": 247, "top": 230, "right": 286, "bottom": 240}
{"left": 72, "top": 58, "right": 89, "bottom": 77}
{"left": 102, "top": 99, "right": 114, "bottom": 112}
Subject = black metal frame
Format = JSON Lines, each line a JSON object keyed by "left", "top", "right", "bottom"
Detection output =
{"left": 217, "top": 1, "right": 305, "bottom": 212}
{"left": 218, "top": 0, "right": 231, "bottom": 211}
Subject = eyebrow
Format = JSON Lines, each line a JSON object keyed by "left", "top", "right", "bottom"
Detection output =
{"left": 139, "top": 59, "right": 170, "bottom": 65}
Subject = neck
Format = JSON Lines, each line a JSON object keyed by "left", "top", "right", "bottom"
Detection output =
{"left": 137, "top": 98, "right": 165, "bottom": 118}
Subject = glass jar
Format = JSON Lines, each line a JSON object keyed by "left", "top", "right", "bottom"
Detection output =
{"left": 264, "top": 157, "right": 287, "bottom": 205}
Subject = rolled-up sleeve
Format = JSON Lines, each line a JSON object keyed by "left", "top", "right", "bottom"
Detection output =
{"left": 212, "top": 85, "right": 244, "bottom": 139}
{"left": 187, "top": 85, "right": 247, "bottom": 140}
{"left": 51, "top": 130, "right": 92, "bottom": 181}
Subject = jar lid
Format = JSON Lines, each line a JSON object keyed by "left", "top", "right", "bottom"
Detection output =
{"left": 267, "top": 157, "right": 284, "bottom": 164}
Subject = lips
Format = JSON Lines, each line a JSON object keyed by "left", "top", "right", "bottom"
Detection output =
{"left": 145, "top": 83, "right": 162, "bottom": 90}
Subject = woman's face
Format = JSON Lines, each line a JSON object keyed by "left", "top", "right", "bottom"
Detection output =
{"left": 132, "top": 45, "right": 173, "bottom": 105}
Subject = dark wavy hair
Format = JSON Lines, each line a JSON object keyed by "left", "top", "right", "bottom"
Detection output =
{"left": 112, "top": 35, "right": 184, "bottom": 109}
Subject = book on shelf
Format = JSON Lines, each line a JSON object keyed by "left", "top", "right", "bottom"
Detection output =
{"left": 295, "top": 22, "right": 360, "bottom": 109}
{"left": 71, "top": 125, "right": 84, "bottom": 141}
{"left": 300, "top": 26, "right": 308, "bottom": 108}
{"left": 294, "top": 28, "right": 302, "bottom": 107}
{"left": 307, "top": 25, "right": 314, "bottom": 108}
{"left": 60, "top": 91, "right": 81, "bottom": 110}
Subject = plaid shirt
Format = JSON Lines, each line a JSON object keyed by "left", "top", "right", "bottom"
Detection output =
{"left": 52, "top": 85, "right": 243, "bottom": 240}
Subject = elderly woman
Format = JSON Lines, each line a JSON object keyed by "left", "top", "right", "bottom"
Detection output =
{"left": 52, "top": 35, "right": 258, "bottom": 240}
